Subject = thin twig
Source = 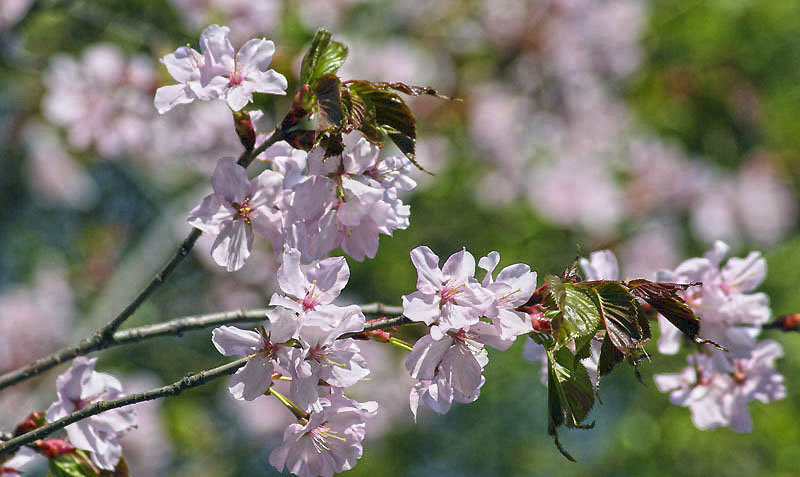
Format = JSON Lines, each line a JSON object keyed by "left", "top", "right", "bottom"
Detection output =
{"left": 0, "top": 312, "right": 417, "bottom": 455}
{"left": 0, "top": 130, "right": 285, "bottom": 393}
{"left": 0, "top": 358, "right": 248, "bottom": 456}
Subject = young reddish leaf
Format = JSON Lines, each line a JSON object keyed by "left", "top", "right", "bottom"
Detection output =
{"left": 585, "top": 281, "right": 650, "bottom": 355}
{"left": 314, "top": 75, "right": 345, "bottom": 130}
{"left": 346, "top": 80, "right": 458, "bottom": 100}
{"left": 625, "top": 279, "right": 701, "bottom": 341}
{"left": 346, "top": 81, "right": 428, "bottom": 172}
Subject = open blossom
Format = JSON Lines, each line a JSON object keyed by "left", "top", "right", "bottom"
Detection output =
{"left": 654, "top": 341, "right": 785, "bottom": 433}
{"left": 402, "top": 246, "right": 494, "bottom": 340}
{"left": 269, "top": 248, "right": 349, "bottom": 315}
{"left": 407, "top": 322, "right": 512, "bottom": 418}
{"left": 284, "top": 134, "right": 415, "bottom": 262}
{"left": 212, "top": 307, "right": 298, "bottom": 401}
{"left": 1, "top": 447, "right": 36, "bottom": 477}
{"left": 655, "top": 240, "right": 770, "bottom": 358}
{"left": 187, "top": 157, "right": 283, "bottom": 271}
{"left": 285, "top": 308, "right": 369, "bottom": 413}
{"left": 45, "top": 357, "right": 136, "bottom": 471}
{"left": 269, "top": 393, "right": 377, "bottom": 477}
{"left": 579, "top": 249, "right": 619, "bottom": 281}
{"left": 477, "top": 251, "right": 537, "bottom": 340}
{"left": 155, "top": 24, "right": 287, "bottom": 113}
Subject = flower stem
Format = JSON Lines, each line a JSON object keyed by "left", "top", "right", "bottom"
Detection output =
{"left": 268, "top": 388, "right": 309, "bottom": 420}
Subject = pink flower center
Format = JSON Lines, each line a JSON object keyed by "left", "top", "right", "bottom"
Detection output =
{"left": 228, "top": 55, "right": 244, "bottom": 86}
{"left": 233, "top": 197, "right": 253, "bottom": 224}
{"left": 301, "top": 284, "right": 322, "bottom": 312}
{"left": 308, "top": 424, "right": 345, "bottom": 453}
{"left": 438, "top": 283, "right": 461, "bottom": 305}
{"left": 71, "top": 390, "right": 105, "bottom": 410}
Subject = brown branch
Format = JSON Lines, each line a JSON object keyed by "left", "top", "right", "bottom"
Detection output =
{"left": 0, "top": 130, "right": 285, "bottom": 393}
{"left": 0, "top": 309, "right": 416, "bottom": 456}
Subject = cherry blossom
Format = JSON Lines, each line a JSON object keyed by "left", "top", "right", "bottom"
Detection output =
{"left": 0, "top": 447, "right": 36, "bottom": 477}
{"left": 654, "top": 341, "right": 785, "bottom": 433}
{"left": 477, "top": 251, "right": 537, "bottom": 340}
{"left": 187, "top": 157, "right": 284, "bottom": 271}
{"left": 269, "top": 248, "right": 350, "bottom": 315}
{"left": 269, "top": 393, "right": 378, "bottom": 477}
{"left": 45, "top": 357, "right": 136, "bottom": 471}
{"left": 579, "top": 249, "right": 619, "bottom": 281}
{"left": 155, "top": 24, "right": 287, "bottom": 113}
{"left": 283, "top": 134, "right": 414, "bottom": 262}
{"left": 212, "top": 307, "right": 298, "bottom": 401}
{"left": 655, "top": 240, "right": 770, "bottom": 359}
{"left": 407, "top": 322, "right": 512, "bottom": 418}
{"left": 284, "top": 308, "right": 369, "bottom": 413}
{"left": 402, "top": 246, "right": 494, "bottom": 340}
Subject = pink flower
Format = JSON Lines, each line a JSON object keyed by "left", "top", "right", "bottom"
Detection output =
{"left": 212, "top": 307, "right": 298, "bottom": 401}
{"left": 283, "top": 134, "right": 414, "bottom": 262}
{"left": 654, "top": 341, "right": 785, "bottom": 433}
{"left": 269, "top": 393, "right": 378, "bottom": 477}
{"left": 45, "top": 357, "right": 136, "bottom": 471}
{"left": 402, "top": 246, "right": 494, "bottom": 339}
{"left": 0, "top": 447, "right": 37, "bottom": 477}
{"left": 655, "top": 241, "right": 770, "bottom": 358}
{"left": 269, "top": 248, "right": 349, "bottom": 315}
{"left": 406, "top": 322, "right": 511, "bottom": 419}
{"left": 477, "top": 251, "right": 537, "bottom": 340}
{"left": 187, "top": 157, "right": 284, "bottom": 271}
{"left": 155, "top": 24, "right": 287, "bottom": 113}
{"left": 579, "top": 249, "right": 619, "bottom": 281}
{"left": 284, "top": 308, "right": 369, "bottom": 413}
{"left": 199, "top": 24, "right": 287, "bottom": 110}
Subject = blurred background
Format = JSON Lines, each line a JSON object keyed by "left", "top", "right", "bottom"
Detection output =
{"left": 2, "top": 0, "right": 800, "bottom": 475}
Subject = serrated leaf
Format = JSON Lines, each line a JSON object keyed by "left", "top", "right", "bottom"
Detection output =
{"left": 356, "top": 81, "right": 457, "bottom": 100}
{"left": 552, "top": 283, "right": 602, "bottom": 349}
{"left": 300, "top": 29, "right": 348, "bottom": 86}
{"left": 585, "top": 281, "right": 650, "bottom": 354}
{"left": 546, "top": 347, "right": 595, "bottom": 461}
{"left": 597, "top": 332, "right": 624, "bottom": 378}
{"left": 314, "top": 75, "right": 345, "bottom": 130}
{"left": 346, "top": 81, "right": 426, "bottom": 171}
{"left": 625, "top": 279, "right": 702, "bottom": 343}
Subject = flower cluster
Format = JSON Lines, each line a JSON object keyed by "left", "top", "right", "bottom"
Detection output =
{"left": 188, "top": 133, "right": 416, "bottom": 271}
{"left": 652, "top": 241, "right": 785, "bottom": 432}
{"left": 45, "top": 358, "right": 136, "bottom": 471}
{"left": 212, "top": 248, "right": 376, "bottom": 476}
{"left": 402, "top": 246, "right": 537, "bottom": 417}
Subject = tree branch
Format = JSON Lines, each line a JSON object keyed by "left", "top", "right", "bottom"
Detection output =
{"left": 0, "top": 131, "right": 286, "bottom": 393}
{"left": 0, "top": 358, "right": 248, "bottom": 456}
{"left": 0, "top": 311, "right": 417, "bottom": 456}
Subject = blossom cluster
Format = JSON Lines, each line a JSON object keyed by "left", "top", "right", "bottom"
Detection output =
{"left": 652, "top": 241, "right": 785, "bottom": 432}
{"left": 212, "top": 249, "right": 377, "bottom": 477}
{"left": 188, "top": 133, "right": 416, "bottom": 271}
{"left": 4, "top": 358, "right": 137, "bottom": 474}
{"left": 402, "top": 246, "right": 537, "bottom": 417}
{"left": 554, "top": 245, "right": 786, "bottom": 433}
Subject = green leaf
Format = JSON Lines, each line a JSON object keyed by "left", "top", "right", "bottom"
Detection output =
{"left": 48, "top": 454, "right": 96, "bottom": 477}
{"left": 552, "top": 283, "right": 602, "bottom": 349}
{"left": 597, "top": 331, "right": 624, "bottom": 378}
{"left": 546, "top": 347, "right": 596, "bottom": 461}
{"left": 585, "top": 281, "right": 650, "bottom": 354}
{"left": 346, "top": 81, "right": 423, "bottom": 170}
{"left": 300, "top": 29, "right": 348, "bottom": 86}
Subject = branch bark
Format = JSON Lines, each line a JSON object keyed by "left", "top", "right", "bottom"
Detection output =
{"left": 0, "top": 131, "right": 285, "bottom": 393}
{"left": 0, "top": 311, "right": 416, "bottom": 455}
